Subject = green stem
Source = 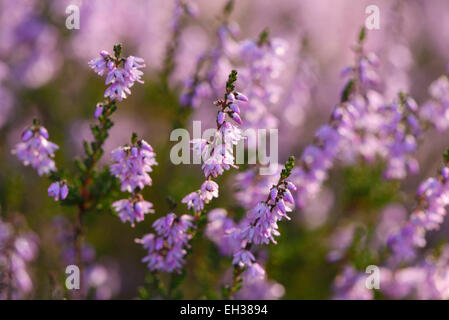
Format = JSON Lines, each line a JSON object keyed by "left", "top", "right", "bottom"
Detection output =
{"left": 72, "top": 99, "right": 117, "bottom": 299}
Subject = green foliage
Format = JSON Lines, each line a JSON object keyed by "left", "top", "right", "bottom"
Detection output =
{"left": 226, "top": 70, "right": 238, "bottom": 94}
{"left": 341, "top": 79, "right": 354, "bottom": 102}
{"left": 341, "top": 162, "right": 400, "bottom": 211}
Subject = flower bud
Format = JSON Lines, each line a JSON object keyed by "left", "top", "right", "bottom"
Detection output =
{"left": 94, "top": 104, "right": 104, "bottom": 119}
{"left": 270, "top": 187, "right": 278, "bottom": 201}
{"left": 235, "top": 92, "right": 248, "bottom": 102}
{"left": 230, "top": 112, "right": 242, "bottom": 125}
{"left": 217, "top": 111, "right": 225, "bottom": 125}
{"left": 21, "top": 129, "right": 33, "bottom": 142}
{"left": 39, "top": 127, "right": 49, "bottom": 139}
{"left": 230, "top": 103, "right": 240, "bottom": 114}
{"left": 284, "top": 189, "right": 294, "bottom": 204}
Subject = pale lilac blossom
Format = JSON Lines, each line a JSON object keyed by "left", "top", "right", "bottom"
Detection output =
{"left": 110, "top": 139, "right": 157, "bottom": 193}
{"left": 89, "top": 50, "right": 145, "bottom": 101}
{"left": 112, "top": 197, "right": 154, "bottom": 227}
{"left": 137, "top": 213, "right": 194, "bottom": 273}
{"left": 12, "top": 123, "right": 58, "bottom": 176}
{"left": 47, "top": 181, "right": 69, "bottom": 201}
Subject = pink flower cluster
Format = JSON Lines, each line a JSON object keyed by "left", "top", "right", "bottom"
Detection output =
{"left": 12, "top": 123, "right": 58, "bottom": 176}
{"left": 388, "top": 165, "right": 449, "bottom": 263}
{"left": 88, "top": 49, "right": 145, "bottom": 101}
{"left": 111, "top": 138, "right": 157, "bottom": 226}
{"left": 110, "top": 139, "right": 157, "bottom": 193}
{"left": 229, "top": 157, "right": 296, "bottom": 285}
{"left": 136, "top": 213, "right": 194, "bottom": 273}
{"left": 112, "top": 195, "right": 155, "bottom": 227}
{"left": 182, "top": 80, "right": 247, "bottom": 213}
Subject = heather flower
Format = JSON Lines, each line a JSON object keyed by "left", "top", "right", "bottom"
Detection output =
{"left": 12, "top": 122, "right": 58, "bottom": 176}
{"left": 94, "top": 103, "right": 104, "bottom": 119}
{"left": 230, "top": 255, "right": 285, "bottom": 300}
{"left": 136, "top": 213, "right": 194, "bottom": 273}
{"left": 110, "top": 139, "right": 157, "bottom": 193}
{"left": 238, "top": 166, "right": 296, "bottom": 247}
{"left": 380, "top": 95, "right": 422, "bottom": 180}
{"left": 47, "top": 181, "right": 69, "bottom": 201}
{"left": 201, "top": 145, "right": 236, "bottom": 178}
{"left": 184, "top": 70, "right": 245, "bottom": 214}
{"left": 110, "top": 135, "right": 157, "bottom": 225}
{"left": 230, "top": 157, "right": 296, "bottom": 287}
{"left": 205, "top": 209, "right": 241, "bottom": 256}
{"left": 289, "top": 34, "right": 415, "bottom": 209}
{"left": 89, "top": 48, "right": 145, "bottom": 101}
{"left": 232, "top": 249, "right": 256, "bottom": 268}
{"left": 112, "top": 197, "right": 154, "bottom": 227}
{"left": 387, "top": 164, "right": 449, "bottom": 264}
{"left": 181, "top": 191, "right": 204, "bottom": 212}
{"left": 200, "top": 180, "right": 219, "bottom": 201}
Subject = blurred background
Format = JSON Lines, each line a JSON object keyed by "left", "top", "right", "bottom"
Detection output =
{"left": 1, "top": 0, "right": 449, "bottom": 299}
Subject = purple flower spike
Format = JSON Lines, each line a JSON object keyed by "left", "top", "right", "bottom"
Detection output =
{"left": 137, "top": 213, "right": 194, "bottom": 273}
{"left": 270, "top": 187, "right": 278, "bottom": 201}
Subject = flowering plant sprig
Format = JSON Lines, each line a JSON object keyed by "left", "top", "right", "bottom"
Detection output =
{"left": 182, "top": 69, "right": 246, "bottom": 215}
{"left": 136, "top": 70, "right": 246, "bottom": 292}
{"left": 290, "top": 28, "right": 422, "bottom": 210}
{"left": 111, "top": 133, "right": 157, "bottom": 227}
{"left": 387, "top": 150, "right": 449, "bottom": 264}
{"left": 68, "top": 45, "right": 146, "bottom": 272}
{"left": 12, "top": 44, "right": 147, "bottom": 298}
{"left": 224, "top": 156, "right": 296, "bottom": 299}
{"left": 332, "top": 145, "right": 449, "bottom": 299}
